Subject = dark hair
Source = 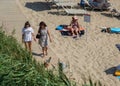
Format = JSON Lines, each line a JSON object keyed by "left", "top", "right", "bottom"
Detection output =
{"left": 101, "top": 29, "right": 107, "bottom": 33}
{"left": 101, "top": 27, "right": 111, "bottom": 33}
{"left": 38, "top": 21, "right": 47, "bottom": 33}
{"left": 106, "top": 27, "right": 111, "bottom": 33}
{"left": 24, "top": 21, "right": 31, "bottom": 28}
{"left": 39, "top": 21, "right": 47, "bottom": 27}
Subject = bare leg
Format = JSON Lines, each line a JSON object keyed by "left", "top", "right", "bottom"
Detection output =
{"left": 74, "top": 28, "right": 79, "bottom": 36}
{"left": 28, "top": 41, "right": 32, "bottom": 53}
{"left": 24, "top": 42, "right": 28, "bottom": 50}
{"left": 71, "top": 28, "right": 75, "bottom": 36}
{"left": 42, "top": 47, "right": 45, "bottom": 57}
{"left": 45, "top": 47, "right": 48, "bottom": 56}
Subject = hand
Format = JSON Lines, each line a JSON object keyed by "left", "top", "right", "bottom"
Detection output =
{"left": 34, "top": 38, "right": 37, "bottom": 42}
{"left": 22, "top": 39, "right": 24, "bottom": 43}
{"left": 50, "top": 38, "right": 52, "bottom": 42}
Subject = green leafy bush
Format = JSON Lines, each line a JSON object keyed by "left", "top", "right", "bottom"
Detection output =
{"left": 0, "top": 27, "right": 103, "bottom": 86}
{"left": 0, "top": 28, "right": 74, "bottom": 86}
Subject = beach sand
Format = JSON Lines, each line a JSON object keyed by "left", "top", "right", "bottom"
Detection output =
{"left": 13, "top": 0, "right": 120, "bottom": 85}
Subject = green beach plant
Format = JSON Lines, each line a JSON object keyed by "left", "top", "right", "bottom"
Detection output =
{"left": 82, "top": 78, "right": 103, "bottom": 86}
{"left": 0, "top": 27, "right": 103, "bottom": 86}
{"left": 0, "top": 27, "right": 75, "bottom": 86}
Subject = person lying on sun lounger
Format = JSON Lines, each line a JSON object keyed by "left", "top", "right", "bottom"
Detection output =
{"left": 101, "top": 27, "right": 120, "bottom": 33}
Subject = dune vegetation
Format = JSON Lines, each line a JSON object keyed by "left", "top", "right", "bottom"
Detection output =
{"left": 0, "top": 27, "right": 102, "bottom": 86}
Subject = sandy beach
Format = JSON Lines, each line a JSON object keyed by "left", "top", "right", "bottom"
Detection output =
{"left": 1, "top": 0, "right": 120, "bottom": 85}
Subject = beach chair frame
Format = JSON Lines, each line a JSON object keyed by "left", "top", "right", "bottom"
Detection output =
{"left": 61, "top": 5, "right": 87, "bottom": 15}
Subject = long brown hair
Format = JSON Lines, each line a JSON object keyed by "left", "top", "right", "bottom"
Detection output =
{"left": 38, "top": 21, "right": 47, "bottom": 33}
{"left": 24, "top": 21, "right": 31, "bottom": 28}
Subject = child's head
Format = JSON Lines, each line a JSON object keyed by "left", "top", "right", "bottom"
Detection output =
{"left": 106, "top": 27, "right": 111, "bottom": 33}
{"left": 24, "top": 21, "right": 31, "bottom": 28}
{"left": 72, "top": 16, "right": 78, "bottom": 21}
{"left": 39, "top": 21, "right": 47, "bottom": 29}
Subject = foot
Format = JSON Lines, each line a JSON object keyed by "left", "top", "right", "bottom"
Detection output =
{"left": 72, "top": 35, "right": 77, "bottom": 38}
{"left": 73, "top": 35, "right": 79, "bottom": 38}
{"left": 41, "top": 53, "right": 45, "bottom": 58}
{"left": 45, "top": 51, "right": 48, "bottom": 56}
{"left": 75, "top": 35, "right": 79, "bottom": 40}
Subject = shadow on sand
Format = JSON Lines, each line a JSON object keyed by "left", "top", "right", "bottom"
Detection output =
{"left": 25, "top": 2, "right": 51, "bottom": 11}
{"left": 101, "top": 13, "right": 120, "bottom": 20}
{"left": 104, "top": 67, "right": 116, "bottom": 75}
{"left": 32, "top": 52, "right": 43, "bottom": 57}
{"left": 48, "top": 11, "right": 60, "bottom": 15}
{"left": 101, "top": 13, "right": 113, "bottom": 18}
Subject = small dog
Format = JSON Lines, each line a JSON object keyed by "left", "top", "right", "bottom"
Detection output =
{"left": 44, "top": 57, "right": 52, "bottom": 68}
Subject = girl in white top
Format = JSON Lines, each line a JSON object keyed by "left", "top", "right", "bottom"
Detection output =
{"left": 22, "top": 21, "right": 36, "bottom": 52}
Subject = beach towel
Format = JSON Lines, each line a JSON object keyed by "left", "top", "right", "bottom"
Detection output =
{"left": 60, "top": 29, "right": 71, "bottom": 36}
{"left": 56, "top": 25, "right": 64, "bottom": 30}
{"left": 110, "top": 27, "right": 120, "bottom": 33}
{"left": 56, "top": 25, "right": 71, "bottom": 36}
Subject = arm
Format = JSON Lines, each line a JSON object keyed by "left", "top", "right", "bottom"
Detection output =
{"left": 38, "top": 28, "right": 40, "bottom": 35}
{"left": 33, "top": 32, "right": 37, "bottom": 41}
{"left": 77, "top": 22, "right": 80, "bottom": 28}
{"left": 70, "top": 21, "right": 72, "bottom": 27}
{"left": 47, "top": 30, "right": 52, "bottom": 42}
{"left": 22, "top": 28, "right": 24, "bottom": 43}
{"left": 22, "top": 34, "right": 24, "bottom": 43}
{"left": 31, "top": 28, "right": 36, "bottom": 41}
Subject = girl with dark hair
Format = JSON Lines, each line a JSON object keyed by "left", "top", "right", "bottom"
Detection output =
{"left": 22, "top": 21, "right": 36, "bottom": 53}
{"left": 38, "top": 21, "right": 52, "bottom": 57}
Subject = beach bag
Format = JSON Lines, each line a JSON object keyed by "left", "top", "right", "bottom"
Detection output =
{"left": 36, "top": 34, "right": 40, "bottom": 39}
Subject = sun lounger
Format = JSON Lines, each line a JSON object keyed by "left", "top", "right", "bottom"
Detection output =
{"left": 64, "top": 9, "right": 87, "bottom": 15}
{"left": 56, "top": 2, "right": 77, "bottom": 7}
{"left": 62, "top": 6, "right": 87, "bottom": 15}
{"left": 51, "top": 0, "right": 69, "bottom": 9}
{"left": 79, "top": 0, "right": 111, "bottom": 11}
{"left": 111, "top": 8, "right": 120, "bottom": 17}
{"left": 52, "top": 0, "right": 68, "bottom": 3}
{"left": 51, "top": 0, "right": 77, "bottom": 12}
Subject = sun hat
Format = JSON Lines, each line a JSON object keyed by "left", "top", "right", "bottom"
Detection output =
{"left": 72, "top": 16, "right": 78, "bottom": 20}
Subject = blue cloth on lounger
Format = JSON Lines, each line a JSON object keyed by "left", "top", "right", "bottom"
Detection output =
{"left": 116, "top": 76, "right": 120, "bottom": 79}
{"left": 56, "top": 25, "right": 64, "bottom": 30}
{"left": 111, "top": 27, "right": 120, "bottom": 33}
